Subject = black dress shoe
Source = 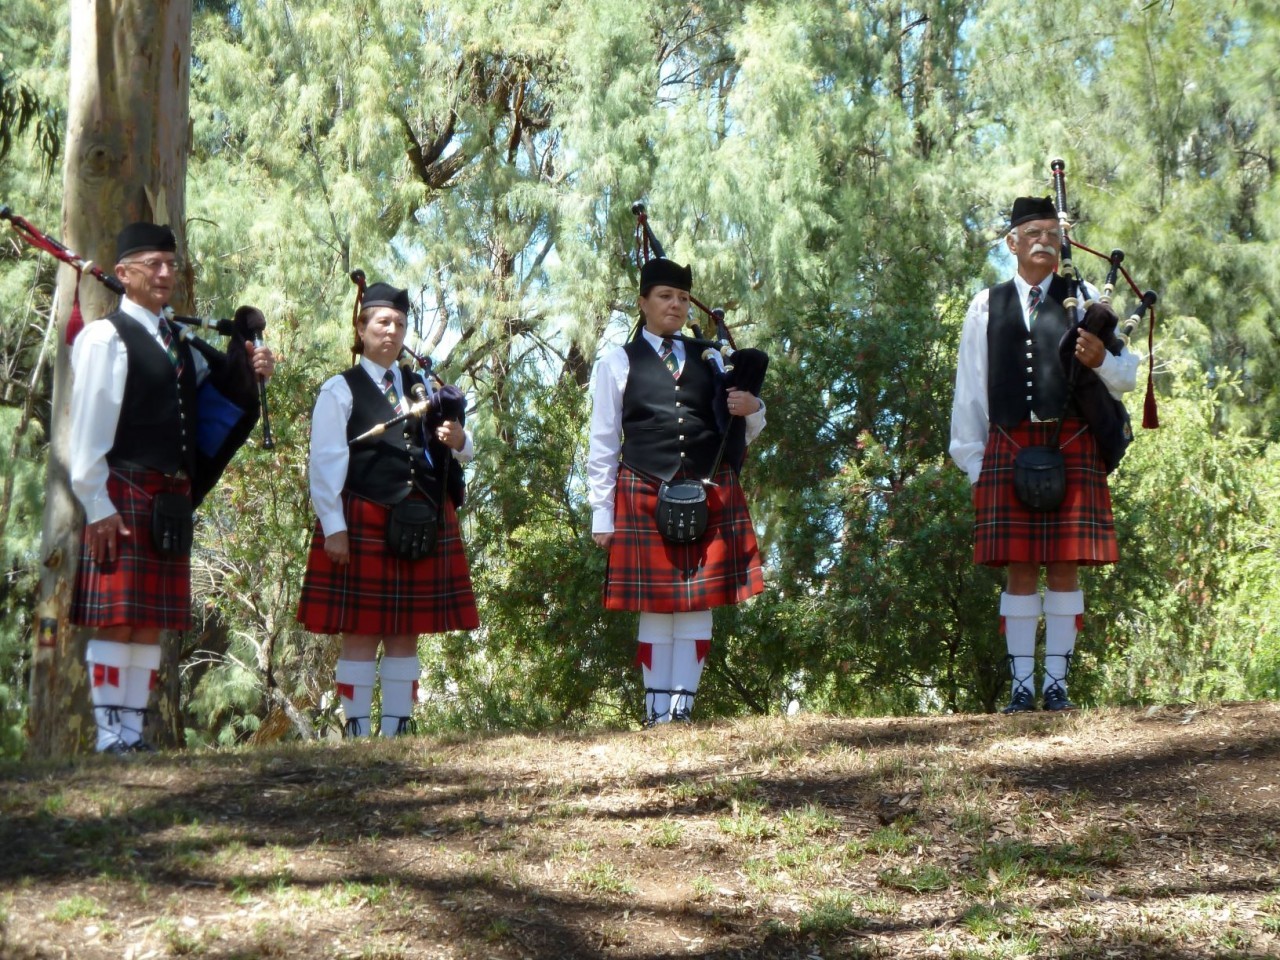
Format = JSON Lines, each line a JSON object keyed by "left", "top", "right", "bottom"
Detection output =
{"left": 1042, "top": 684, "right": 1077, "bottom": 712}
{"left": 1001, "top": 687, "right": 1037, "bottom": 714}
{"left": 100, "top": 740, "right": 133, "bottom": 756}
{"left": 670, "top": 709, "right": 693, "bottom": 724}
{"left": 128, "top": 741, "right": 156, "bottom": 753}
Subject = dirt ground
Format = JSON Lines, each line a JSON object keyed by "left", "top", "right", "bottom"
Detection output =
{"left": 1, "top": 701, "right": 1277, "bottom": 959}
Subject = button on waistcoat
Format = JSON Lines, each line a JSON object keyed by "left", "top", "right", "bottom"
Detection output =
{"left": 620, "top": 337, "right": 720, "bottom": 481}
{"left": 104, "top": 311, "right": 198, "bottom": 477}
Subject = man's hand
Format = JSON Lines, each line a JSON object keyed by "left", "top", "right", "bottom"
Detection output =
{"left": 86, "top": 513, "right": 130, "bottom": 563}
{"left": 593, "top": 532, "right": 613, "bottom": 549}
{"left": 436, "top": 420, "right": 465, "bottom": 451}
{"left": 324, "top": 531, "right": 350, "bottom": 565}
{"left": 1074, "top": 330, "right": 1106, "bottom": 369}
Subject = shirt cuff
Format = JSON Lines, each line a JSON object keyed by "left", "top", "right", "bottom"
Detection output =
{"left": 81, "top": 494, "right": 119, "bottom": 525}
{"left": 318, "top": 509, "right": 347, "bottom": 538}
{"left": 591, "top": 507, "right": 615, "bottom": 535}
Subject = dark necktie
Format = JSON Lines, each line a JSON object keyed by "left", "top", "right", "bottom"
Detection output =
{"left": 1027, "top": 285, "right": 1042, "bottom": 326}
{"left": 659, "top": 337, "right": 679, "bottom": 378}
{"left": 382, "top": 370, "right": 402, "bottom": 413}
{"left": 159, "top": 320, "right": 184, "bottom": 376}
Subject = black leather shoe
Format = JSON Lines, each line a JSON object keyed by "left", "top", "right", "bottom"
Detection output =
{"left": 1001, "top": 687, "right": 1037, "bottom": 714}
{"left": 670, "top": 709, "right": 693, "bottom": 724}
{"left": 128, "top": 741, "right": 156, "bottom": 753}
{"left": 101, "top": 740, "right": 133, "bottom": 756}
{"left": 1042, "top": 684, "right": 1077, "bottom": 712}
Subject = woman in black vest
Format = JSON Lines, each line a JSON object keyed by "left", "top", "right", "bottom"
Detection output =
{"left": 298, "top": 283, "right": 477, "bottom": 737}
{"left": 587, "top": 258, "right": 766, "bottom": 726}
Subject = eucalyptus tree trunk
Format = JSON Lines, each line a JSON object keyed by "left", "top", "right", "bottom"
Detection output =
{"left": 28, "top": 0, "right": 192, "bottom": 759}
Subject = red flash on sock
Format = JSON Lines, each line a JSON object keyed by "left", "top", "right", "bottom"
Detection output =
{"left": 635, "top": 643, "right": 654, "bottom": 669}
{"left": 1075, "top": 613, "right": 1084, "bottom": 631}
{"left": 148, "top": 670, "right": 158, "bottom": 691}
{"left": 695, "top": 639, "right": 711, "bottom": 663}
{"left": 411, "top": 681, "right": 420, "bottom": 701}
{"left": 337, "top": 683, "right": 354, "bottom": 700}
{"left": 92, "top": 664, "right": 120, "bottom": 688}
{"left": 998, "top": 616, "right": 1007, "bottom": 635}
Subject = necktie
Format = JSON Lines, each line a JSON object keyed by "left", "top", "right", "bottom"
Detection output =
{"left": 1027, "top": 285, "right": 1042, "bottom": 326}
{"left": 382, "top": 370, "right": 402, "bottom": 413}
{"left": 159, "top": 320, "right": 184, "bottom": 376}
{"left": 659, "top": 337, "right": 680, "bottom": 378}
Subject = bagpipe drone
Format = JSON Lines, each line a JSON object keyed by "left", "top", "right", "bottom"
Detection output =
{"left": 1046, "top": 158, "right": 1160, "bottom": 473}
{"left": 2, "top": 205, "right": 274, "bottom": 504}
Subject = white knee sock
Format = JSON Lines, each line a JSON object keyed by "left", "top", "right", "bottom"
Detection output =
{"left": 85, "top": 639, "right": 131, "bottom": 751}
{"left": 638, "top": 612, "right": 674, "bottom": 724}
{"left": 379, "top": 656, "right": 421, "bottom": 737}
{"left": 671, "top": 610, "right": 713, "bottom": 718}
{"left": 335, "top": 659, "right": 377, "bottom": 738}
{"left": 121, "top": 644, "right": 162, "bottom": 746}
{"left": 1000, "top": 592, "right": 1042, "bottom": 696}
{"left": 1043, "top": 590, "right": 1084, "bottom": 694}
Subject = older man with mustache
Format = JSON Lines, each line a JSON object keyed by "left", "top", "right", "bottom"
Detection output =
{"left": 950, "top": 196, "right": 1139, "bottom": 714}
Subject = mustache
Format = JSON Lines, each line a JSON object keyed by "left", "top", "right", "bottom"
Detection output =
{"left": 1030, "top": 244, "right": 1058, "bottom": 257}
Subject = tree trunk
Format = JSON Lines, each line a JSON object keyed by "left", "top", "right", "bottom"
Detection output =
{"left": 28, "top": 0, "right": 192, "bottom": 759}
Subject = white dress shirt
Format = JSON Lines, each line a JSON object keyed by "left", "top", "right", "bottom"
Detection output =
{"left": 308, "top": 356, "right": 475, "bottom": 538}
{"left": 949, "top": 276, "right": 1139, "bottom": 484}
{"left": 587, "top": 328, "right": 766, "bottom": 535}
{"left": 69, "top": 298, "right": 211, "bottom": 524}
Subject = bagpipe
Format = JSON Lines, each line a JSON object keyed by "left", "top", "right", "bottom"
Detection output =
{"left": 1045, "top": 158, "right": 1160, "bottom": 472}
{"left": 346, "top": 268, "right": 466, "bottom": 510}
{"left": 631, "top": 202, "right": 769, "bottom": 478}
{"left": 2, "top": 205, "right": 274, "bottom": 502}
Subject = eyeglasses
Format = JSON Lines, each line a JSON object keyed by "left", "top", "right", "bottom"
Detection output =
{"left": 1017, "top": 228, "right": 1062, "bottom": 243}
{"left": 122, "top": 257, "right": 183, "bottom": 273}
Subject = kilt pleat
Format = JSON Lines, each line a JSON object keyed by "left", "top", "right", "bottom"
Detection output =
{"left": 297, "top": 493, "right": 478, "bottom": 636}
{"left": 604, "top": 465, "right": 765, "bottom": 612}
{"left": 71, "top": 468, "right": 193, "bottom": 630}
{"left": 973, "top": 419, "right": 1118, "bottom": 567}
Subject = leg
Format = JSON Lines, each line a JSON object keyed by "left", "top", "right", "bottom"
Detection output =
{"left": 379, "top": 634, "right": 420, "bottom": 736}
{"left": 336, "top": 634, "right": 380, "bottom": 738}
{"left": 637, "top": 612, "right": 674, "bottom": 726}
{"left": 85, "top": 630, "right": 133, "bottom": 753}
{"left": 1043, "top": 563, "right": 1082, "bottom": 711}
{"left": 671, "top": 610, "right": 713, "bottom": 721}
{"left": 120, "top": 632, "right": 162, "bottom": 749}
{"left": 1000, "top": 564, "right": 1042, "bottom": 714}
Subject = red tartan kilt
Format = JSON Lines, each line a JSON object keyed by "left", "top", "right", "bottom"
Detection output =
{"left": 973, "top": 419, "right": 1118, "bottom": 567}
{"left": 71, "top": 468, "right": 193, "bottom": 630}
{"left": 297, "top": 493, "right": 478, "bottom": 636}
{"left": 604, "top": 465, "right": 765, "bottom": 612}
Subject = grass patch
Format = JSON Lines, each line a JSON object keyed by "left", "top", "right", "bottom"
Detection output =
{"left": 570, "top": 862, "right": 634, "bottom": 895}
{"left": 797, "top": 890, "right": 867, "bottom": 936}
{"left": 878, "top": 864, "right": 949, "bottom": 893}
{"left": 647, "top": 820, "right": 683, "bottom": 849}
{"left": 49, "top": 894, "right": 108, "bottom": 923}
{"left": 717, "top": 801, "right": 777, "bottom": 841}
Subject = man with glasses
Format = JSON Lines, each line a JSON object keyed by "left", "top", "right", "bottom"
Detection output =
{"left": 950, "top": 197, "right": 1138, "bottom": 714}
{"left": 69, "top": 221, "right": 275, "bottom": 753}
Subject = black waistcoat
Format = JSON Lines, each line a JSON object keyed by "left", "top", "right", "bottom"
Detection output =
{"left": 620, "top": 336, "right": 720, "bottom": 481}
{"left": 343, "top": 366, "right": 444, "bottom": 506}
{"left": 987, "top": 274, "right": 1079, "bottom": 426}
{"left": 104, "top": 311, "right": 198, "bottom": 477}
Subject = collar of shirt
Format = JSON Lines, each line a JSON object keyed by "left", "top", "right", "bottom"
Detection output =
{"left": 119, "top": 296, "right": 164, "bottom": 335}
{"left": 639, "top": 327, "right": 685, "bottom": 363}
{"left": 1012, "top": 272, "right": 1055, "bottom": 329}
{"left": 359, "top": 355, "right": 399, "bottom": 392}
